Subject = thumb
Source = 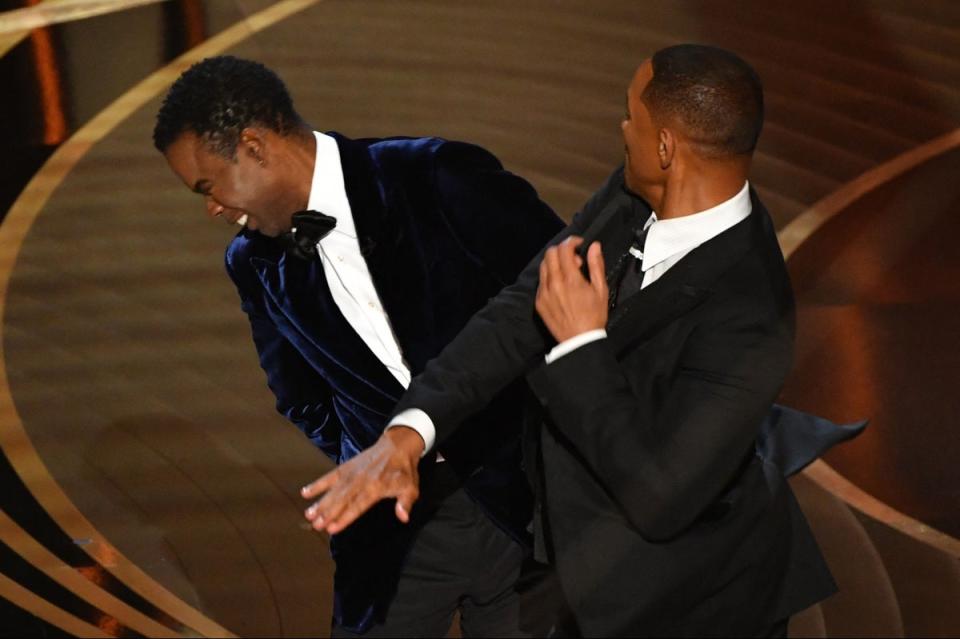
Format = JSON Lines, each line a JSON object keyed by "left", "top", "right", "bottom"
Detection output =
{"left": 587, "top": 242, "right": 606, "bottom": 293}
{"left": 394, "top": 484, "right": 420, "bottom": 524}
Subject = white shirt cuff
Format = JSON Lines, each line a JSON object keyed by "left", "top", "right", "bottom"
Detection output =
{"left": 387, "top": 408, "right": 436, "bottom": 458}
{"left": 544, "top": 329, "right": 608, "bottom": 365}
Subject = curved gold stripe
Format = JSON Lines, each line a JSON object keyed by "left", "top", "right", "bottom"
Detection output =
{"left": 0, "top": 29, "right": 29, "bottom": 57}
{"left": 778, "top": 128, "right": 960, "bottom": 260}
{"left": 0, "top": 0, "right": 321, "bottom": 636}
{"left": 803, "top": 459, "right": 960, "bottom": 558}
{"left": 0, "top": 0, "right": 166, "bottom": 35}
{"left": 780, "top": 128, "right": 960, "bottom": 559}
{"left": 0, "top": 571, "right": 111, "bottom": 637}
{"left": 0, "top": 509, "right": 178, "bottom": 636}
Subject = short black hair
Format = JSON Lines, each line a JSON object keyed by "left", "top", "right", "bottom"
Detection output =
{"left": 153, "top": 55, "right": 303, "bottom": 156}
{"left": 643, "top": 44, "right": 764, "bottom": 158}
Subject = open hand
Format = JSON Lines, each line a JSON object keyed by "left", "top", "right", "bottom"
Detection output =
{"left": 301, "top": 426, "right": 425, "bottom": 534}
{"left": 535, "top": 237, "right": 608, "bottom": 342}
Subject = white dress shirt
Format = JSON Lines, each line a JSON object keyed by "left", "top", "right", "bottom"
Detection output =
{"left": 394, "top": 181, "right": 753, "bottom": 453}
{"left": 307, "top": 132, "right": 438, "bottom": 453}
{"left": 307, "top": 132, "right": 413, "bottom": 388}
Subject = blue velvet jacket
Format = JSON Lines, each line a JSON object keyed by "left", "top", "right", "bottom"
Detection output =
{"left": 224, "top": 133, "right": 564, "bottom": 631}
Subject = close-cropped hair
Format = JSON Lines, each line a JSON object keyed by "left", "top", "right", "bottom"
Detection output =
{"left": 643, "top": 44, "right": 764, "bottom": 158}
{"left": 153, "top": 55, "right": 302, "bottom": 156}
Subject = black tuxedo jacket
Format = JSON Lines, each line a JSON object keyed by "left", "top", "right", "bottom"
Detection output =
{"left": 393, "top": 168, "right": 838, "bottom": 636}
{"left": 225, "top": 133, "right": 564, "bottom": 632}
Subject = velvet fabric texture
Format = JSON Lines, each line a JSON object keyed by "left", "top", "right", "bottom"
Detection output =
{"left": 225, "top": 133, "right": 564, "bottom": 632}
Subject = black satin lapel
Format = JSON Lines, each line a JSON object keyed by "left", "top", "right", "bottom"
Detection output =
{"left": 329, "top": 132, "right": 393, "bottom": 258}
{"left": 330, "top": 132, "right": 436, "bottom": 372}
{"left": 606, "top": 202, "right": 764, "bottom": 353}
{"left": 250, "top": 253, "right": 405, "bottom": 407}
{"left": 607, "top": 260, "right": 708, "bottom": 354}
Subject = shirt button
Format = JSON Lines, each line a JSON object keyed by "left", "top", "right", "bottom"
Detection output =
{"left": 368, "top": 302, "right": 376, "bottom": 309}
{"left": 337, "top": 255, "right": 344, "bottom": 262}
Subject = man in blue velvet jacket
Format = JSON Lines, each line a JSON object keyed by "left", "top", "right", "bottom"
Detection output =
{"left": 153, "top": 56, "right": 564, "bottom": 636}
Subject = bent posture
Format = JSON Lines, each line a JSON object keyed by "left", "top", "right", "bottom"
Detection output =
{"left": 154, "top": 56, "right": 564, "bottom": 636}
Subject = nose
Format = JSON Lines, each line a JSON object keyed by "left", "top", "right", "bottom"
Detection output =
{"left": 205, "top": 196, "right": 224, "bottom": 218}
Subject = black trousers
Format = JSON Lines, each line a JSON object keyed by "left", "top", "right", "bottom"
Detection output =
{"left": 331, "top": 465, "right": 558, "bottom": 638}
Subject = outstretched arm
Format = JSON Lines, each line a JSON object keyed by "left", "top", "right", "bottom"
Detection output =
{"left": 301, "top": 167, "right": 630, "bottom": 533}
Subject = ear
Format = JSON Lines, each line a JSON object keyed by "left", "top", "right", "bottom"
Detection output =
{"left": 658, "top": 129, "right": 675, "bottom": 170}
{"left": 239, "top": 127, "right": 267, "bottom": 166}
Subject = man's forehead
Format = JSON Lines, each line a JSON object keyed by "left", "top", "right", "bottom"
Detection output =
{"left": 163, "top": 132, "right": 206, "bottom": 187}
{"left": 172, "top": 130, "right": 210, "bottom": 158}
{"left": 630, "top": 59, "right": 653, "bottom": 96}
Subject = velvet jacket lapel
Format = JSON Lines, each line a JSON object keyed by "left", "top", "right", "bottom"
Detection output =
{"left": 331, "top": 133, "right": 445, "bottom": 376}
{"left": 247, "top": 133, "right": 416, "bottom": 414}
{"left": 250, "top": 250, "right": 404, "bottom": 411}
{"left": 248, "top": 133, "right": 455, "bottom": 412}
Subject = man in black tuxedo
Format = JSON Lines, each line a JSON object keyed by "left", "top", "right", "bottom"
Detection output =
{"left": 153, "top": 56, "right": 565, "bottom": 636}
{"left": 303, "top": 45, "right": 840, "bottom": 636}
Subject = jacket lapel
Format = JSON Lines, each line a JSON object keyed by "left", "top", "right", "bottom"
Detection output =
{"left": 605, "top": 194, "right": 765, "bottom": 354}
{"left": 606, "top": 259, "right": 709, "bottom": 354}
{"left": 331, "top": 132, "right": 440, "bottom": 374}
{"left": 250, "top": 251, "right": 405, "bottom": 408}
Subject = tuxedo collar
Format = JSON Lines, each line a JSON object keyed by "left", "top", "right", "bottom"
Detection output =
{"left": 307, "top": 131, "right": 357, "bottom": 241}
{"left": 641, "top": 181, "right": 752, "bottom": 273}
{"left": 602, "top": 189, "right": 769, "bottom": 354}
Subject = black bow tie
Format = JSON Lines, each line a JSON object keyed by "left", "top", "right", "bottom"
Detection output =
{"left": 281, "top": 210, "right": 337, "bottom": 260}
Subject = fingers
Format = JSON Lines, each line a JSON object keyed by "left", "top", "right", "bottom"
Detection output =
{"left": 309, "top": 473, "right": 420, "bottom": 533}
{"left": 587, "top": 241, "right": 607, "bottom": 294}
{"left": 301, "top": 436, "right": 423, "bottom": 534}
{"left": 301, "top": 468, "right": 339, "bottom": 500}
{"left": 304, "top": 472, "right": 381, "bottom": 532}
{"left": 304, "top": 479, "right": 352, "bottom": 530}
{"left": 540, "top": 236, "right": 586, "bottom": 287}
{"left": 324, "top": 490, "right": 380, "bottom": 534}
{"left": 557, "top": 236, "right": 585, "bottom": 279}
{"left": 543, "top": 243, "right": 561, "bottom": 284}
{"left": 538, "top": 252, "right": 550, "bottom": 293}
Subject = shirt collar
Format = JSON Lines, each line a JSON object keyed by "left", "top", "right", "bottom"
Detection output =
{"left": 641, "top": 181, "right": 752, "bottom": 272}
{"left": 306, "top": 130, "right": 357, "bottom": 240}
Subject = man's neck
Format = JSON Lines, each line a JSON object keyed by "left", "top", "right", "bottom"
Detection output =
{"left": 653, "top": 156, "right": 750, "bottom": 220}
{"left": 279, "top": 128, "right": 318, "bottom": 212}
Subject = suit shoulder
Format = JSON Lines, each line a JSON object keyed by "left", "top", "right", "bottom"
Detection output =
{"left": 707, "top": 221, "right": 794, "bottom": 327}
{"left": 369, "top": 136, "right": 500, "bottom": 173}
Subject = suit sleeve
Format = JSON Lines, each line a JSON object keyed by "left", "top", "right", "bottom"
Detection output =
{"left": 392, "top": 166, "right": 625, "bottom": 444}
{"left": 226, "top": 248, "right": 344, "bottom": 462}
{"left": 529, "top": 289, "right": 793, "bottom": 541}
